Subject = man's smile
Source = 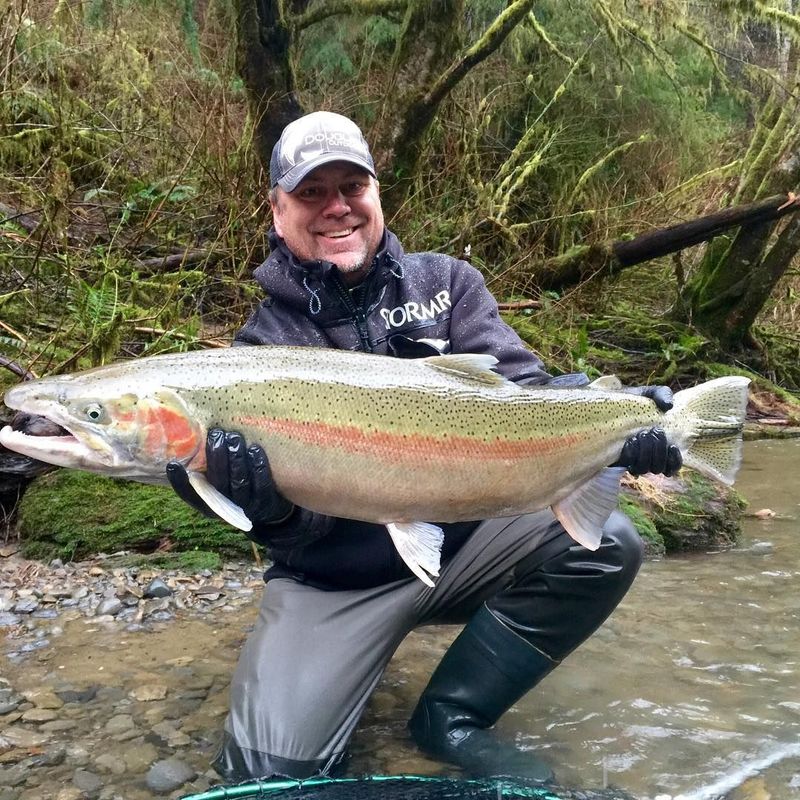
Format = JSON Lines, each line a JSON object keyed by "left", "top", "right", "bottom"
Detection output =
{"left": 318, "top": 228, "right": 357, "bottom": 239}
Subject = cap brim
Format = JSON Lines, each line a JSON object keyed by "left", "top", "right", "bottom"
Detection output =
{"left": 278, "top": 153, "right": 377, "bottom": 192}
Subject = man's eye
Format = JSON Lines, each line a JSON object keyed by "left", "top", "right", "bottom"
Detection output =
{"left": 343, "top": 182, "right": 365, "bottom": 195}
{"left": 298, "top": 187, "right": 321, "bottom": 199}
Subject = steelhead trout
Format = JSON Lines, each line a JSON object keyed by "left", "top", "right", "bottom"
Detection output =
{"left": 0, "top": 347, "right": 750, "bottom": 585}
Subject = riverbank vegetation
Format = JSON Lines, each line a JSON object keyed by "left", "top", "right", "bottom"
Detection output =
{"left": 2, "top": 0, "right": 799, "bottom": 559}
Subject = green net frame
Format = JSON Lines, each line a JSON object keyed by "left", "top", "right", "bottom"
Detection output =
{"left": 180, "top": 775, "right": 564, "bottom": 800}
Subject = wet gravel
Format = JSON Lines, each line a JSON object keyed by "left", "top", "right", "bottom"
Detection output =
{"left": 0, "top": 547, "right": 641, "bottom": 800}
{"left": 0, "top": 546, "right": 266, "bottom": 799}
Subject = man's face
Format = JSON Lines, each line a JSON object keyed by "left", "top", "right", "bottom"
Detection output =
{"left": 270, "top": 162, "right": 384, "bottom": 286}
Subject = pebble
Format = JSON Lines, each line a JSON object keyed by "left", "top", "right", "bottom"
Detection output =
{"left": 145, "top": 757, "right": 197, "bottom": 793}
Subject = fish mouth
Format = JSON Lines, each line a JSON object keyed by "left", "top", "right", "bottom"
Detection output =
{"left": 0, "top": 411, "right": 115, "bottom": 470}
{"left": 11, "top": 411, "right": 70, "bottom": 438}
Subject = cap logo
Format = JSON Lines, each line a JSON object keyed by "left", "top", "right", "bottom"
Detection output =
{"left": 270, "top": 112, "right": 375, "bottom": 190}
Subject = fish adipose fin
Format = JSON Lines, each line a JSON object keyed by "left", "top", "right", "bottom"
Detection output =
{"left": 423, "top": 354, "right": 506, "bottom": 386}
{"left": 386, "top": 521, "right": 444, "bottom": 587}
{"left": 187, "top": 472, "right": 253, "bottom": 532}
{"left": 552, "top": 467, "right": 627, "bottom": 551}
{"left": 667, "top": 375, "right": 750, "bottom": 485}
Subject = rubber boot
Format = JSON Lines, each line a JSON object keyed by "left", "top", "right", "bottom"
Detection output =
{"left": 408, "top": 605, "right": 556, "bottom": 782}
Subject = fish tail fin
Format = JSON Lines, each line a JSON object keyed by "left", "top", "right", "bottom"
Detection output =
{"left": 666, "top": 376, "right": 750, "bottom": 485}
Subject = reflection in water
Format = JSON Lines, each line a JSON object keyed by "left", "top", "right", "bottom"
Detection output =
{"left": 477, "top": 439, "right": 800, "bottom": 799}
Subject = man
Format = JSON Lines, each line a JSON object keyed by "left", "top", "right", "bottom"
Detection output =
{"left": 168, "top": 111, "right": 681, "bottom": 783}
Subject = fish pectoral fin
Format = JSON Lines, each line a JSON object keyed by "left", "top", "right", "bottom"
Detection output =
{"left": 386, "top": 522, "right": 444, "bottom": 587}
{"left": 551, "top": 467, "right": 626, "bottom": 551}
{"left": 187, "top": 472, "right": 253, "bottom": 532}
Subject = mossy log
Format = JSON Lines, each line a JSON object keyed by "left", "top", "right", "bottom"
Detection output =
{"left": 16, "top": 469, "right": 256, "bottom": 565}
{"left": 15, "top": 466, "right": 745, "bottom": 567}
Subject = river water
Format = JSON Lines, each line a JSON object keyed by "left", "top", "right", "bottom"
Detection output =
{"left": 1, "top": 438, "right": 798, "bottom": 799}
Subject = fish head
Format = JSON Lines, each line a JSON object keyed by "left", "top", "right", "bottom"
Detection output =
{"left": 0, "top": 375, "right": 205, "bottom": 479}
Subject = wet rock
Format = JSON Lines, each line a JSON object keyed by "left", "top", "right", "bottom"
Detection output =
{"left": 143, "top": 578, "right": 171, "bottom": 599}
{"left": 21, "top": 708, "right": 59, "bottom": 723}
{"left": 94, "top": 687, "right": 126, "bottom": 703}
{"left": 23, "top": 689, "right": 63, "bottom": 709}
{"left": 40, "top": 719, "right": 78, "bottom": 733}
{"left": 95, "top": 598, "right": 123, "bottom": 617}
{"left": 145, "top": 757, "right": 197, "bottom": 793}
{"left": 56, "top": 686, "right": 98, "bottom": 704}
{"left": 104, "top": 714, "right": 135, "bottom": 735}
{"left": 131, "top": 684, "right": 168, "bottom": 702}
{"left": 0, "top": 765, "right": 26, "bottom": 787}
{"left": 11, "top": 599, "right": 38, "bottom": 614}
{"left": 64, "top": 745, "right": 90, "bottom": 767}
{"left": 55, "top": 789, "right": 84, "bottom": 800}
{"left": 32, "top": 744, "right": 66, "bottom": 767}
{"left": 73, "top": 768, "right": 103, "bottom": 798}
{"left": 94, "top": 752, "right": 127, "bottom": 775}
{"left": 121, "top": 741, "right": 158, "bottom": 773}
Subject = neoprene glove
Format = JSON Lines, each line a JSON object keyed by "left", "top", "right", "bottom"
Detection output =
{"left": 621, "top": 384, "right": 674, "bottom": 413}
{"left": 616, "top": 427, "right": 682, "bottom": 477}
{"left": 612, "top": 385, "right": 682, "bottom": 477}
{"left": 166, "top": 428, "right": 294, "bottom": 530}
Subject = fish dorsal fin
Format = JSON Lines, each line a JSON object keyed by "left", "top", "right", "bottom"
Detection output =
{"left": 551, "top": 467, "right": 626, "bottom": 551}
{"left": 589, "top": 375, "right": 623, "bottom": 391}
{"left": 188, "top": 472, "right": 253, "bottom": 532}
{"left": 423, "top": 354, "right": 506, "bottom": 386}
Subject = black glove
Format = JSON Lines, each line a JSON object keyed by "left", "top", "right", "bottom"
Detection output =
{"left": 615, "top": 427, "right": 682, "bottom": 477}
{"left": 622, "top": 384, "right": 674, "bottom": 412}
{"left": 166, "top": 428, "right": 293, "bottom": 528}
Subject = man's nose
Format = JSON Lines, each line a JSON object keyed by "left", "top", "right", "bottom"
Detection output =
{"left": 322, "top": 191, "right": 350, "bottom": 216}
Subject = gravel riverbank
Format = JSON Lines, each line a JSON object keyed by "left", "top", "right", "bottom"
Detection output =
{"left": 0, "top": 547, "right": 267, "bottom": 799}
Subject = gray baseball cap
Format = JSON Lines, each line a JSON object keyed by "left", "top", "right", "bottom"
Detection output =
{"left": 270, "top": 111, "right": 377, "bottom": 192}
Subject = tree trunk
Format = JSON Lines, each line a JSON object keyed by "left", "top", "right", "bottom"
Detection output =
{"left": 514, "top": 194, "right": 800, "bottom": 295}
{"left": 235, "top": 0, "right": 302, "bottom": 172}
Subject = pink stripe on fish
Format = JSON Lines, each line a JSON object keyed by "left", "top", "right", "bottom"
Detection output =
{"left": 235, "top": 416, "right": 582, "bottom": 461}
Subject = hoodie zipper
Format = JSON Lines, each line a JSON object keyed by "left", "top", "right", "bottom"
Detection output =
{"left": 331, "top": 272, "right": 373, "bottom": 352}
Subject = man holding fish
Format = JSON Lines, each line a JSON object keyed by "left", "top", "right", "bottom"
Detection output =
{"left": 166, "top": 112, "right": 682, "bottom": 783}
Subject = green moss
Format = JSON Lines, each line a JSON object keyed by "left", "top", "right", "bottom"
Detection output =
{"left": 618, "top": 493, "right": 665, "bottom": 557}
{"left": 650, "top": 471, "right": 747, "bottom": 552}
{"left": 18, "top": 469, "right": 254, "bottom": 563}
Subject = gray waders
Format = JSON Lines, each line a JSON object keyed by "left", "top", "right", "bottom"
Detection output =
{"left": 212, "top": 510, "right": 643, "bottom": 782}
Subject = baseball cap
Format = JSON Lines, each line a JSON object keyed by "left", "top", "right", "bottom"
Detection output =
{"left": 270, "top": 111, "right": 377, "bottom": 192}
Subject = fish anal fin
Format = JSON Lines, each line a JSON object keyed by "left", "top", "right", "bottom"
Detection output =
{"left": 551, "top": 467, "right": 626, "bottom": 551}
{"left": 423, "top": 354, "right": 505, "bottom": 386}
{"left": 386, "top": 521, "right": 444, "bottom": 587}
{"left": 187, "top": 472, "right": 253, "bottom": 532}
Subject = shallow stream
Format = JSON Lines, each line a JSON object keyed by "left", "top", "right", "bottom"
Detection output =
{"left": 1, "top": 438, "right": 798, "bottom": 799}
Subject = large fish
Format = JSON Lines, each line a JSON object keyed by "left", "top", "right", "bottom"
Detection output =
{"left": 0, "top": 347, "right": 749, "bottom": 585}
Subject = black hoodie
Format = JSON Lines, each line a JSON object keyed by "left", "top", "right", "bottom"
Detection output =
{"left": 234, "top": 228, "right": 555, "bottom": 589}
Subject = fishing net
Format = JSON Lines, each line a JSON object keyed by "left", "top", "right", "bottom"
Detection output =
{"left": 179, "top": 775, "right": 567, "bottom": 800}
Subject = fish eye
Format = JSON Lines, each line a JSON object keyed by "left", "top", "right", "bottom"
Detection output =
{"left": 84, "top": 403, "right": 107, "bottom": 423}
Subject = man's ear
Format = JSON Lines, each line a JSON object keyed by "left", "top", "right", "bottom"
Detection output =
{"left": 270, "top": 194, "right": 284, "bottom": 237}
